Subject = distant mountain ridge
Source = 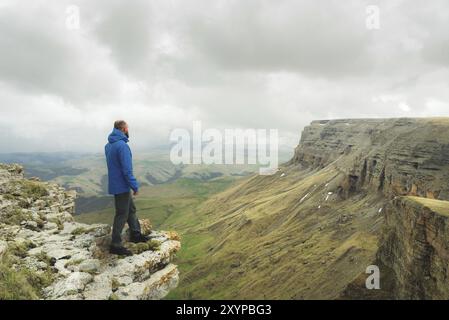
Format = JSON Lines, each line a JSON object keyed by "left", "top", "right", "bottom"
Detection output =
{"left": 0, "top": 150, "right": 292, "bottom": 215}
{"left": 0, "top": 149, "right": 292, "bottom": 198}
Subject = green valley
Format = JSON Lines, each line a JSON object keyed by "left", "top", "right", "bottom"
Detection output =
{"left": 6, "top": 118, "right": 449, "bottom": 300}
{"left": 75, "top": 118, "right": 449, "bottom": 300}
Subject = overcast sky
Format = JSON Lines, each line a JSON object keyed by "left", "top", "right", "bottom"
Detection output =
{"left": 0, "top": 0, "right": 448, "bottom": 153}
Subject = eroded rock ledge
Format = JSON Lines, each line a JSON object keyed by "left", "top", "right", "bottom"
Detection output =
{"left": 0, "top": 164, "right": 181, "bottom": 300}
{"left": 377, "top": 196, "right": 449, "bottom": 299}
{"left": 290, "top": 118, "right": 449, "bottom": 200}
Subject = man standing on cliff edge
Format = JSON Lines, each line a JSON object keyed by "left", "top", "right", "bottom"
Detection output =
{"left": 105, "top": 120, "right": 149, "bottom": 256}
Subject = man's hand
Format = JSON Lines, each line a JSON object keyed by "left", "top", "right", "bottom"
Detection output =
{"left": 133, "top": 190, "right": 139, "bottom": 196}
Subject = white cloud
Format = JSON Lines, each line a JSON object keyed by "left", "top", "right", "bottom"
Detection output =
{"left": 398, "top": 102, "right": 411, "bottom": 112}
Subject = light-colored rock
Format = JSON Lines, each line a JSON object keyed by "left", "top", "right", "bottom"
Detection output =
{"left": 23, "top": 256, "right": 48, "bottom": 271}
{"left": 115, "top": 264, "right": 179, "bottom": 300}
{"left": 23, "top": 220, "right": 38, "bottom": 230}
{"left": 53, "top": 260, "right": 72, "bottom": 276}
{"left": 78, "top": 259, "right": 100, "bottom": 274}
{"left": 82, "top": 274, "right": 114, "bottom": 300}
{"left": 45, "top": 247, "right": 74, "bottom": 260}
{"left": 0, "top": 163, "right": 181, "bottom": 300}
{"left": 43, "top": 222, "right": 58, "bottom": 231}
{"left": 46, "top": 272, "right": 93, "bottom": 298}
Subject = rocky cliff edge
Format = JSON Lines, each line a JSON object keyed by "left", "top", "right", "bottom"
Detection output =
{"left": 289, "top": 118, "right": 449, "bottom": 299}
{"left": 0, "top": 163, "right": 181, "bottom": 300}
{"left": 377, "top": 196, "right": 449, "bottom": 299}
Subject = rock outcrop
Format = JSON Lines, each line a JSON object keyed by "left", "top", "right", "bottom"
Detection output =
{"left": 377, "top": 196, "right": 449, "bottom": 299}
{"left": 0, "top": 164, "right": 180, "bottom": 300}
{"left": 290, "top": 118, "right": 449, "bottom": 299}
{"left": 290, "top": 118, "right": 449, "bottom": 200}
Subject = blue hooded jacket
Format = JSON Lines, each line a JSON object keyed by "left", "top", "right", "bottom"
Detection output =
{"left": 105, "top": 128, "right": 139, "bottom": 195}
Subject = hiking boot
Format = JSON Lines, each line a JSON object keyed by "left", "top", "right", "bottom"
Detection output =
{"left": 130, "top": 233, "right": 150, "bottom": 244}
{"left": 110, "top": 245, "right": 133, "bottom": 256}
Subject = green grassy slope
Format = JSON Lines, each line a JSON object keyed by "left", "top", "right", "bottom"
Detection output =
{"left": 166, "top": 164, "right": 384, "bottom": 299}
{"left": 77, "top": 162, "right": 384, "bottom": 299}
{"left": 75, "top": 177, "right": 237, "bottom": 228}
{"left": 405, "top": 196, "right": 449, "bottom": 217}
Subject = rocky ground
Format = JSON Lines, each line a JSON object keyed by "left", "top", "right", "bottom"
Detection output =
{"left": 0, "top": 163, "right": 181, "bottom": 300}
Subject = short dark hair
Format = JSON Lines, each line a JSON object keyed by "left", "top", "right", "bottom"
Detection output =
{"left": 114, "top": 120, "right": 127, "bottom": 130}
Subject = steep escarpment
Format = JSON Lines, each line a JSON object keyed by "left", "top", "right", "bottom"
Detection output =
{"left": 291, "top": 118, "right": 449, "bottom": 299}
{"left": 377, "top": 196, "right": 449, "bottom": 299}
{"left": 176, "top": 117, "right": 449, "bottom": 299}
{"left": 0, "top": 164, "right": 180, "bottom": 300}
{"left": 290, "top": 118, "right": 449, "bottom": 200}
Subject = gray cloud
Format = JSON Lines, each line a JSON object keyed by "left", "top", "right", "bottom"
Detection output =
{"left": 0, "top": 0, "right": 448, "bottom": 153}
{"left": 92, "top": 0, "right": 154, "bottom": 76}
{"left": 183, "top": 0, "right": 373, "bottom": 77}
{"left": 0, "top": 1, "right": 122, "bottom": 103}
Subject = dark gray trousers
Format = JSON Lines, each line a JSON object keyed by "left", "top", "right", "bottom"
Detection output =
{"left": 111, "top": 192, "right": 141, "bottom": 247}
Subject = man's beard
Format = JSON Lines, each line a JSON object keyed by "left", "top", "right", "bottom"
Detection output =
{"left": 125, "top": 132, "right": 129, "bottom": 138}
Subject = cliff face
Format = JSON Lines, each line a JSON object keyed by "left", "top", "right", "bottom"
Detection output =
{"left": 377, "top": 196, "right": 449, "bottom": 299}
{"left": 0, "top": 164, "right": 180, "bottom": 300}
{"left": 291, "top": 118, "right": 449, "bottom": 200}
{"left": 290, "top": 118, "right": 449, "bottom": 299}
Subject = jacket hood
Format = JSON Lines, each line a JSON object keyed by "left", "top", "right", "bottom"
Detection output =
{"left": 108, "top": 128, "right": 129, "bottom": 144}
